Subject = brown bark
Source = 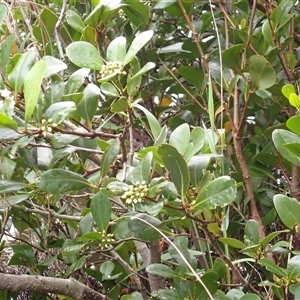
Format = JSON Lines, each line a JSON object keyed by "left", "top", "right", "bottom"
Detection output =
{"left": 0, "top": 274, "right": 107, "bottom": 300}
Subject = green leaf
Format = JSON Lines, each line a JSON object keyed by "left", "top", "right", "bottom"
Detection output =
{"left": 162, "top": 182, "right": 178, "bottom": 201}
{"left": 100, "top": 261, "right": 115, "bottom": 279}
{"left": 226, "top": 289, "right": 244, "bottom": 300}
{"left": 259, "top": 257, "right": 287, "bottom": 277}
{"left": 44, "top": 101, "right": 76, "bottom": 124}
{"left": 289, "top": 93, "right": 300, "bottom": 111}
{"left": 1, "top": 34, "right": 15, "bottom": 74}
{"left": 127, "top": 152, "right": 152, "bottom": 185}
{"left": 79, "top": 212, "right": 94, "bottom": 235}
{"left": 146, "top": 263, "right": 181, "bottom": 279}
{"left": 188, "top": 155, "right": 211, "bottom": 187}
{"left": 0, "top": 113, "right": 18, "bottom": 131}
{"left": 272, "top": 129, "right": 300, "bottom": 167}
{"left": 24, "top": 60, "right": 48, "bottom": 125}
{"left": 154, "top": 0, "right": 176, "bottom": 9}
{"left": 260, "top": 230, "right": 289, "bottom": 249}
{"left": 245, "top": 220, "right": 260, "bottom": 244}
{"left": 0, "top": 4, "right": 7, "bottom": 24}
{"left": 213, "top": 258, "right": 227, "bottom": 280}
{"left": 184, "top": 127, "right": 205, "bottom": 161}
{"left": 282, "top": 84, "right": 296, "bottom": 100}
{"left": 274, "top": 194, "right": 300, "bottom": 232}
{"left": 100, "top": 139, "right": 120, "bottom": 180}
{"left": 168, "top": 236, "right": 194, "bottom": 266}
{"left": 284, "top": 143, "right": 300, "bottom": 159}
{"left": 222, "top": 44, "right": 244, "bottom": 74}
{"left": 0, "top": 180, "right": 28, "bottom": 194}
{"left": 111, "top": 98, "right": 128, "bottom": 113}
{"left": 190, "top": 176, "right": 236, "bottom": 215}
{"left": 158, "top": 144, "right": 190, "bottom": 199}
{"left": 90, "top": 191, "right": 111, "bottom": 232}
{"left": 107, "top": 36, "right": 127, "bottom": 62}
{"left": 287, "top": 116, "right": 300, "bottom": 136}
{"left": 42, "top": 56, "right": 68, "bottom": 78}
{"left": 129, "top": 213, "right": 169, "bottom": 241}
{"left": 169, "top": 123, "right": 190, "bottom": 155}
{"left": 38, "top": 169, "right": 90, "bottom": 194}
{"left": 8, "top": 49, "right": 36, "bottom": 93}
{"left": 177, "top": 66, "right": 204, "bottom": 90}
{"left": 100, "top": 82, "right": 120, "bottom": 97}
{"left": 287, "top": 256, "right": 300, "bottom": 280}
{"left": 78, "top": 232, "right": 103, "bottom": 242}
{"left": 123, "top": 30, "right": 154, "bottom": 66}
{"left": 65, "top": 68, "right": 91, "bottom": 94}
{"left": 66, "top": 10, "right": 85, "bottom": 33}
{"left": 77, "top": 84, "right": 99, "bottom": 126}
{"left": 218, "top": 238, "right": 246, "bottom": 249}
{"left": 66, "top": 41, "right": 103, "bottom": 70}
{"left": 134, "top": 104, "right": 161, "bottom": 140}
{"left": 249, "top": 55, "right": 276, "bottom": 90}
{"left": 128, "top": 62, "right": 156, "bottom": 83}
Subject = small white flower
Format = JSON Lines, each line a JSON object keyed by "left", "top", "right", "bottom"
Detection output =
{"left": 0, "top": 89, "right": 12, "bottom": 98}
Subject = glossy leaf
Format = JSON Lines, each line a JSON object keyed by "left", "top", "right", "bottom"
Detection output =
{"left": 66, "top": 10, "right": 85, "bottom": 33}
{"left": 128, "top": 62, "right": 156, "bottom": 83}
{"left": 42, "top": 56, "right": 68, "bottom": 78}
{"left": 0, "top": 180, "right": 28, "bottom": 194}
{"left": 282, "top": 84, "right": 296, "bottom": 100}
{"left": 0, "top": 113, "right": 18, "bottom": 131}
{"left": 66, "top": 41, "right": 103, "bottom": 70}
{"left": 178, "top": 66, "right": 204, "bottom": 90}
{"left": 123, "top": 30, "right": 154, "bottom": 66}
{"left": 8, "top": 49, "right": 35, "bottom": 93}
{"left": 274, "top": 194, "right": 300, "bottom": 232}
{"left": 134, "top": 104, "right": 161, "bottom": 140}
{"left": 129, "top": 213, "right": 167, "bottom": 241}
{"left": 90, "top": 191, "right": 111, "bottom": 232}
{"left": 289, "top": 93, "right": 300, "bottom": 111}
{"left": 38, "top": 169, "right": 90, "bottom": 194}
{"left": 287, "top": 255, "right": 300, "bottom": 280}
{"left": 146, "top": 263, "right": 181, "bottom": 279}
{"left": 24, "top": 60, "right": 48, "bottom": 124}
{"left": 287, "top": 116, "right": 300, "bottom": 136}
{"left": 107, "top": 36, "right": 127, "bottom": 62}
{"left": 1, "top": 34, "right": 15, "bottom": 74}
{"left": 77, "top": 84, "right": 99, "bottom": 127}
{"left": 245, "top": 220, "right": 260, "bottom": 244}
{"left": 188, "top": 155, "right": 211, "bottom": 187}
{"left": 249, "top": 55, "right": 276, "bottom": 90}
{"left": 44, "top": 101, "right": 76, "bottom": 124}
{"left": 218, "top": 238, "right": 246, "bottom": 249}
{"left": 169, "top": 123, "right": 190, "bottom": 155}
{"left": 65, "top": 68, "right": 91, "bottom": 94}
{"left": 127, "top": 152, "right": 152, "bottom": 185}
{"left": 222, "top": 44, "right": 244, "bottom": 74}
{"left": 100, "top": 82, "right": 120, "bottom": 97}
{"left": 158, "top": 144, "right": 190, "bottom": 198}
{"left": 190, "top": 176, "right": 236, "bottom": 215}
{"left": 273, "top": 129, "right": 300, "bottom": 167}
{"left": 100, "top": 139, "right": 120, "bottom": 180}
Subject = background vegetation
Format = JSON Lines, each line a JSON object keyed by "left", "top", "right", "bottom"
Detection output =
{"left": 1, "top": 0, "right": 300, "bottom": 299}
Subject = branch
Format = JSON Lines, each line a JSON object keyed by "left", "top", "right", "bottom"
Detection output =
{"left": 0, "top": 274, "right": 108, "bottom": 300}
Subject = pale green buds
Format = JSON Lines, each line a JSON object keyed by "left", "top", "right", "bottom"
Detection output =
{"left": 121, "top": 181, "right": 149, "bottom": 205}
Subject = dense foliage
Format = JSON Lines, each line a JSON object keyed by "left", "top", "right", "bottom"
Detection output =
{"left": 1, "top": 0, "right": 300, "bottom": 299}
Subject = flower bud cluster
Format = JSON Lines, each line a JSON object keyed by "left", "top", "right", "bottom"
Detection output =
{"left": 40, "top": 118, "right": 57, "bottom": 137}
{"left": 118, "top": 9, "right": 126, "bottom": 20}
{"left": 99, "top": 230, "right": 115, "bottom": 250}
{"left": 121, "top": 181, "right": 149, "bottom": 205}
{"left": 99, "top": 61, "right": 125, "bottom": 77}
